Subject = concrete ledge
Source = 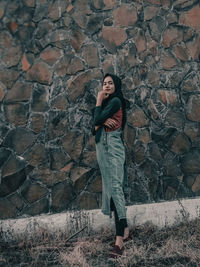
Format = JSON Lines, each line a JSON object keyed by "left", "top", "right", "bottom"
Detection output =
{"left": 1, "top": 197, "right": 200, "bottom": 242}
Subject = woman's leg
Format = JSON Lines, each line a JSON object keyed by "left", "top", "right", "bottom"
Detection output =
{"left": 111, "top": 198, "right": 129, "bottom": 248}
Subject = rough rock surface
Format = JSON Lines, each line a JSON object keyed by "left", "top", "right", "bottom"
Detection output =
{"left": 0, "top": 0, "right": 200, "bottom": 219}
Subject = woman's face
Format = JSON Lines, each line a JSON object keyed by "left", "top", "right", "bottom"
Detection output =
{"left": 103, "top": 76, "right": 115, "bottom": 95}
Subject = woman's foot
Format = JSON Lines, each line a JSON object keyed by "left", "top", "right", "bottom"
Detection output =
{"left": 109, "top": 236, "right": 124, "bottom": 259}
{"left": 109, "top": 245, "right": 124, "bottom": 259}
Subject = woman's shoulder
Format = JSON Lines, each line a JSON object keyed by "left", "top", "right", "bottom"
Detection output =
{"left": 109, "top": 96, "right": 121, "bottom": 106}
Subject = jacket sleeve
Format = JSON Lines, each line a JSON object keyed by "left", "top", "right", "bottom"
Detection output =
{"left": 94, "top": 97, "right": 121, "bottom": 126}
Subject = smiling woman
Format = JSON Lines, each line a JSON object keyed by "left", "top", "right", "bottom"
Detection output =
{"left": 103, "top": 76, "right": 115, "bottom": 95}
{"left": 93, "top": 73, "right": 130, "bottom": 258}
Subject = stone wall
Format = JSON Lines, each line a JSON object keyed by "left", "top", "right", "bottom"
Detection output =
{"left": 0, "top": 0, "right": 200, "bottom": 219}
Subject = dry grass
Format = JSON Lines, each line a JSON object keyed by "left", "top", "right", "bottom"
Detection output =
{"left": 1, "top": 218, "right": 200, "bottom": 266}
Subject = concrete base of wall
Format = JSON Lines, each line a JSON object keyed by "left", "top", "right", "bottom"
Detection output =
{"left": 1, "top": 197, "right": 200, "bottom": 242}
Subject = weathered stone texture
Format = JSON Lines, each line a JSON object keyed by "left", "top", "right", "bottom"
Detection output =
{"left": 138, "top": 129, "right": 150, "bottom": 144}
{"left": 171, "top": 133, "right": 190, "bottom": 154}
{"left": 2, "top": 46, "right": 22, "bottom": 67}
{"left": 0, "top": 69, "right": 19, "bottom": 89}
{"left": 0, "top": 165, "right": 33, "bottom": 197}
{"left": 132, "top": 142, "right": 146, "bottom": 164}
{"left": 82, "top": 45, "right": 99, "bottom": 67}
{"left": 0, "top": 0, "right": 200, "bottom": 219}
{"left": 8, "top": 193, "right": 24, "bottom": 211}
{"left": 101, "top": 27, "right": 127, "bottom": 52}
{"left": 23, "top": 198, "right": 49, "bottom": 216}
{"left": 162, "top": 27, "right": 183, "bottom": 48}
{"left": 114, "top": 5, "right": 137, "bottom": 26}
{"left": 31, "top": 165, "right": 67, "bottom": 187}
{"left": 49, "top": 148, "right": 70, "bottom": 171}
{"left": 144, "top": 6, "right": 159, "bottom": 20}
{"left": 147, "top": 70, "right": 160, "bottom": 86}
{"left": 179, "top": 6, "right": 200, "bottom": 29}
{"left": 3, "top": 128, "right": 36, "bottom": 155}
{"left": 67, "top": 70, "right": 92, "bottom": 102}
{"left": 40, "top": 47, "right": 62, "bottom": 65}
{"left": 82, "top": 150, "right": 97, "bottom": 168}
{"left": 117, "top": 44, "right": 137, "bottom": 73}
{"left": 0, "top": 199, "right": 17, "bottom": 219}
{"left": 186, "top": 36, "right": 200, "bottom": 60}
{"left": 21, "top": 183, "right": 48, "bottom": 203}
{"left": 62, "top": 131, "right": 84, "bottom": 161}
{"left": 31, "top": 85, "right": 49, "bottom": 112}
{"left": 70, "top": 166, "right": 92, "bottom": 193}
{"left": 70, "top": 29, "right": 86, "bottom": 52}
{"left": 165, "top": 111, "right": 184, "bottom": 129}
{"left": 51, "top": 94, "right": 68, "bottom": 110}
{"left": 35, "top": 19, "right": 54, "bottom": 39}
{"left": 186, "top": 96, "right": 200, "bottom": 122}
{"left": 48, "top": 0, "right": 67, "bottom": 21}
{"left": 166, "top": 12, "right": 178, "bottom": 24}
{"left": 103, "top": 0, "right": 115, "bottom": 10}
{"left": 5, "top": 103, "right": 29, "bottom": 126}
{"left": 26, "top": 61, "right": 52, "bottom": 85}
{"left": 88, "top": 175, "right": 102, "bottom": 193}
{"left": 0, "top": 82, "right": 6, "bottom": 101}
{"left": 0, "top": 2, "right": 5, "bottom": 19}
{"left": 0, "top": 31, "right": 13, "bottom": 49}
{"left": 134, "top": 29, "right": 147, "bottom": 53}
{"left": 124, "top": 125, "right": 136, "bottom": 151}
{"left": 46, "top": 115, "right": 67, "bottom": 140}
{"left": 0, "top": 148, "right": 11, "bottom": 169}
{"left": 24, "top": 143, "right": 47, "bottom": 167}
{"left": 22, "top": 54, "right": 31, "bottom": 71}
{"left": 192, "top": 175, "right": 200, "bottom": 193}
{"left": 181, "top": 150, "right": 200, "bottom": 175}
{"left": 23, "top": 0, "right": 35, "bottom": 7}
{"left": 173, "top": 44, "right": 190, "bottom": 62}
{"left": 30, "top": 114, "right": 45, "bottom": 133}
{"left": 5, "top": 81, "right": 33, "bottom": 103}
{"left": 1, "top": 154, "right": 26, "bottom": 178}
{"left": 161, "top": 51, "right": 177, "bottom": 70}
{"left": 55, "top": 55, "right": 85, "bottom": 77}
{"left": 77, "top": 192, "right": 99, "bottom": 210}
{"left": 184, "top": 123, "right": 199, "bottom": 142}
{"left": 51, "top": 180, "right": 75, "bottom": 212}
{"left": 127, "top": 108, "right": 149, "bottom": 128}
{"left": 158, "top": 90, "right": 178, "bottom": 105}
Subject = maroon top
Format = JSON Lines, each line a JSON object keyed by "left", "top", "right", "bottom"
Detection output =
{"left": 104, "top": 107, "right": 122, "bottom": 132}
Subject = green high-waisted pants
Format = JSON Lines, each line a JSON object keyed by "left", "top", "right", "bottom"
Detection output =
{"left": 96, "top": 128, "right": 126, "bottom": 220}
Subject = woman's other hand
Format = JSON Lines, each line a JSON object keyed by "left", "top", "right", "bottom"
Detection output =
{"left": 95, "top": 126, "right": 100, "bottom": 131}
{"left": 104, "top": 118, "right": 117, "bottom": 129}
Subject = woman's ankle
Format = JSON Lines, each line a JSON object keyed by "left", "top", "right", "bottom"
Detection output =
{"left": 115, "top": 236, "right": 124, "bottom": 249}
{"left": 123, "top": 227, "right": 129, "bottom": 240}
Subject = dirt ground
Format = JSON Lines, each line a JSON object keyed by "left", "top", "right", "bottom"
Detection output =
{"left": 1, "top": 217, "right": 200, "bottom": 267}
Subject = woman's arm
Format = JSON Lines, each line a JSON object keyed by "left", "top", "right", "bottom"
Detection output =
{"left": 95, "top": 118, "right": 117, "bottom": 131}
{"left": 94, "top": 97, "right": 121, "bottom": 126}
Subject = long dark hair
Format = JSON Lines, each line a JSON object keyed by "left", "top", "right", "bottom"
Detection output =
{"left": 102, "top": 73, "right": 127, "bottom": 130}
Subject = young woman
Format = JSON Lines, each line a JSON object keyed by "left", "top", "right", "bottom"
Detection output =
{"left": 93, "top": 73, "right": 129, "bottom": 258}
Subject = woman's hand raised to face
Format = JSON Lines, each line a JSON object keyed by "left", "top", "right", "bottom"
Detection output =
{"left": 96, "top": 90, "right": 109, "bottom": 106}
